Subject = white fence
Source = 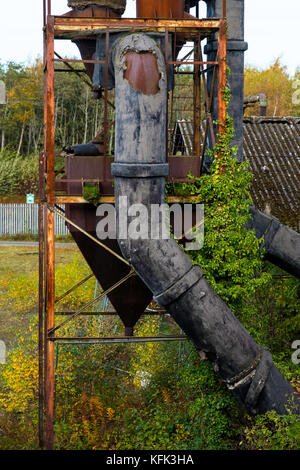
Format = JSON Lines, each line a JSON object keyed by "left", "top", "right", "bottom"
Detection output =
{"left": 0, "top": 204, "right": 69, "bottom": 236}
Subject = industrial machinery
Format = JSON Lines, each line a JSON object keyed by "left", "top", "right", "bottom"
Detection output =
{"left": 40, "top": 0, "right": 300, "bottom": 449}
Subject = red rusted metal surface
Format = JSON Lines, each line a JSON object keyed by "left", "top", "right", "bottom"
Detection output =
{"left": 217, "top": 19, "right": 227, "bottom": 172}
{"left": 55, "top": 156, "right": 204, "bottom": 195}
{"left": 54, "top": 17, "right": 221, "bottom": 38}
{"left": 45, "top": 16, "right": 55, "bottom": 451}
{"left": 136, "top": 0, "right": 184, "bottom": 18}
{"left": 124, "top": 52, "right": 160, "bottom": 95}
{"left": 38, "top": 152, "right": 45, "bottom": 449}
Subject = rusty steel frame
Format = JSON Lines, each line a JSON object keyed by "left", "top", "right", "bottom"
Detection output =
{"left": 41, "top": 2, "right": 227, "bottom": 450}
{"left": 50, "top": 335, "right": 187, "bottom": 344}
{"left": 55, "top": 310, "right": 166, "bottom": 316}
{"left": 48, "top": 269, "right": 136, "bottom": 335}
{"left": 54, "top": 51, "right": 93, "bottom": 88}
{"left": 55, "top": 272, "right": 95, "bottom": 304}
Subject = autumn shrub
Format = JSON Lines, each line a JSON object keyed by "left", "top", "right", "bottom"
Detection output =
{"left": 114, "top": 343, "right": 242, "bottom": 450}
{"left": 0, "top": 317, "right": 39, "bottom": 449}
{"left": 242, "top": 410, "right": 300, "bottom": 450}
{"left": 0, "top": 150, "right": 39, "bottom": 196}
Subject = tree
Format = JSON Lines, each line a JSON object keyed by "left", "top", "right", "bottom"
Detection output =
{"left": 244, "top": 59, "right": 298, "bottom": 117}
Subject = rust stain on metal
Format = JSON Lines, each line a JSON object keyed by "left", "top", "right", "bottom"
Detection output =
{"left": 124, "top": 51, "right": 160, "bottom": 95}
{"left": 136, "top": 0, "right": 184, "bottom": 19}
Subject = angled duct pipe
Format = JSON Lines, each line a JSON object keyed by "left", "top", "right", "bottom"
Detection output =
{"left": 111, "top": 33, "right": 299, "bottom": 415}
{"left": 247, "top": 207, "right": 300, "bottom": 279}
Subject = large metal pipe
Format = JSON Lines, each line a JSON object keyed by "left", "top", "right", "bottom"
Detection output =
{"left": 247, "top": 207, "right": 300, "bottom": 279}
{"left": 202, "top": 0, "right": 248, "bottom": 165}
{"left": 136, "top": 0, "right": 185, "bottom": 18}
{"left": 111, "top": 33, "right": 299, "bottom": 416}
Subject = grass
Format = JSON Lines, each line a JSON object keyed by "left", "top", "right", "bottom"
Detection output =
{"left": 0, "top": 234, "right": 74, "bottom": 243}
{"left": 0, "top": 244, "right": 80, "bottom": 348}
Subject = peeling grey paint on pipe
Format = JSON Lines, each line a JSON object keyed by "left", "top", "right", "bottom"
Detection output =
{"left": 111, "top": 33, "right": 300, "bottom": 416}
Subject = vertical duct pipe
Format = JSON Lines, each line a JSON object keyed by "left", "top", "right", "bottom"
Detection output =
{"left": 111, "top": 33, "right": 299, "bottom": 416}
{"left": 204, "top": 0, "right": 248, "bottom": 164}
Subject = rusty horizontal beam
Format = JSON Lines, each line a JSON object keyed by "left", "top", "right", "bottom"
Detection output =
{"left": 55, "top": 195, "right": 199, "bottom": 204}
{"left": 53, "top": 17, "right": 221, "bottom": 36}
{"left": 54, "top": 69, "right": 86, "bottom": 73}
{"left": 55, "top": 178, "right": 104, "bottom": 183}
{"left": 54, "top": 58, "right": 105, "bottom": 65}
{"left": 54, "top": 58, "right": 218, "bottom": 67}
{"left": 54, "top": 17, "right": 221, "bottom": 29}
{"left": 0, "top": 195, "right": 200, "bottom": 205}
{"left": 55, "top": 310, "right": 167, "bottom": 316}
{"left": 169, "top": 61, "right": 218, "bottom": 66}
{"left": 49, "top": 335, "right": 187, "bottom": 344}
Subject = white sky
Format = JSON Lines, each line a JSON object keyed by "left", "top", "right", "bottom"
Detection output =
{"left": 0, "top": 0, "right": 299, "bottom": 75}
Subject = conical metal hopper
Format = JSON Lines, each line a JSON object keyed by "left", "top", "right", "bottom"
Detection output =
{"left": 64, "top": 155, "right": 153, "bottom": 335}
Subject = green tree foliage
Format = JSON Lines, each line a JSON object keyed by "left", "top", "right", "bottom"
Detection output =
{"left": 0, "top": 59, "right": 107, "bottom": 155}
{"left": 0, "top": 59, "right": 114, "bottom": 196}
{"left": 168, "top": 100, "right": 271, "bottom": 309}
{"left": 0, "top": 61, "right": 43, "bottom": 154}
{"left": 0, "top": 151, "right": 38, "bottom": 195}
{"left": 244, "top": 58, "right": 299, "bottom": 117}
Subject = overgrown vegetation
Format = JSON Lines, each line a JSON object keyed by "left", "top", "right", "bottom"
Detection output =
{"left": 0, "top": 150, "right": 38, "bottom": 196}
{"left": 83, "top": 183, "right": 101, "bottom": 206}
{"left": 1, "top": 150, "right": 299, "bottom": 450}
{"left": 0, "top": 247, "right": 299, "bottom": 450}
{"left": 0, "top": 58, "right": 299, "bottom": 450}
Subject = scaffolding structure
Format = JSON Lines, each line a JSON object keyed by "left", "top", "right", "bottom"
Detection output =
{"left": 40, "top": 0, "right": 227, "bottom": 450}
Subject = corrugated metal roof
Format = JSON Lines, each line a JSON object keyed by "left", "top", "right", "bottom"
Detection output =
{"left": 173, "top": 117, "right": 300, "bottom": 231}
{"left": 243, "top": 117, "right": 300, "bottom": 231}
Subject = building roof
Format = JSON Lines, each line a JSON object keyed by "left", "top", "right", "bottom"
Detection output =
{"left": 173, "top": 117, "right": 300, "bottom": 231}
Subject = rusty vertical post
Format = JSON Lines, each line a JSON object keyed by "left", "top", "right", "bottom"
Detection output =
{"left": 218, "top": 19, "right": 227, "bottom": 139}
{"left": 223, "top": 0, "right": 227, "bottom": 19}
{"left": 38, "top": 152, "right": 45, "bottom": 449}
{"left": 193, "top": 34, "right": 201, "bottom": 163}
{"left": 199, "top": 43, "right": 216, "bottom": 149}
{"left": 104, "top": 30, "right": 109, "bottom": 155}
{"left": 40, "top": 3, "right": 47, "bottom": 448}
{"left": 165, "top": 28, "right": 169, "bottom": 160}
{"left": 45, "top": 15, "right": 55, "bottom": 451}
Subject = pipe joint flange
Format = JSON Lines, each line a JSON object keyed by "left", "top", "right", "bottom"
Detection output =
{"left": 226, "top": 348, "right": 273, "bottom": 415}
{"left": 244, "top": 349, "right": 273, "bottom": 414}
{"left": 111, "top": 162, "right": 169, "bottom": 178}
{"left": 154, "top": 266, "right": 203, "bottom": 307}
